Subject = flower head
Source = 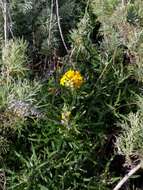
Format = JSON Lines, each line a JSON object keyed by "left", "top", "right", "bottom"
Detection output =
{"left": 61, "top": 104, "right": 72, "bottom": 128}
{"left": 60, "top": 69, "right": 84, "bottom": 89}
{"left": 61, "top": 111, "right": 71, "bottom": 125}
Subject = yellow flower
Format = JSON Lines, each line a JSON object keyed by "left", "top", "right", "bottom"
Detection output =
{"left": 61, "top": 111, "right": 71, "bottom": 122}
{"left": 60, "top": 69, "right": 84, "bottom": 89}
{"left": 61, "top": 104, "right": 71, "bottom": 127}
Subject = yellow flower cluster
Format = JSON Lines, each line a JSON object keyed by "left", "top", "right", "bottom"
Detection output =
{"left": 60, "top": 70, "right": 84, "bottom": 89}
{"left": 61, "top": 110, "right": 71, "bottom": 126}
{"left": 60, "top": 104, "right": 72, "bottom": 128}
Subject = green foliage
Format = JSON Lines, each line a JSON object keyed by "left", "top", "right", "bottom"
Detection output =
{"left": 1, "top": 39, "right": 28, "bottom": 79}
{"left": 9, "top": 0, "right": 83, "bottom": 56}
{"left": 116, "top": 112, "right": 143, "bottom": 161}
{"left": 1, "top": 0, "right": 143, "bottom": 190}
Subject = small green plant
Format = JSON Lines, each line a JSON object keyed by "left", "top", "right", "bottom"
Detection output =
{"left": 116, "top": 112, "right": 143, "bottom": 161}
{"left": 1, "top": 39, "right": 28, "bottom": 79}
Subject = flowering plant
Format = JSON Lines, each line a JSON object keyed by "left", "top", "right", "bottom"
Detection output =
{"left": 60, "top": 69, "right": 84, "bottom": 89}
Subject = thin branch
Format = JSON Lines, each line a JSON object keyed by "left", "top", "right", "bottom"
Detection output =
{"left": 3, "top": 172, "right": 6, "bottom": 190}
{"left": 0, "top": 0, "right": 13, "bottom": 44}
{"left": 3, "top": 0, "right": 8, "bottom": 46}
{"left": 0, "top": 0, "right": 4, "bottom": 10}
{"left": 0, "top": 171, "right": 6, "bottom": 190}
{"left": 113, "top": 163, "right": 141, "bottom": 190}
{"left": 55, "top": 0, "right": 68, "bottom": 53}
{"left": 48, "top": 0, "right": 54, "bottom": 48}
{"left": 8, "top": 4, "right": 14, "bottom": 38}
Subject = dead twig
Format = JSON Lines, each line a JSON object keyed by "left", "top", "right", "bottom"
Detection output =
{"left": 113, "top": 163, "right": 142, "bottom": 190}
{"left": 55, "top": 0, "right": 68, "bottom": 53}
{"left": 0, "top": 171, "right": 6, "bottom": 190}
{"left": 48, "top": 0, "right": 54, "bottom": 48}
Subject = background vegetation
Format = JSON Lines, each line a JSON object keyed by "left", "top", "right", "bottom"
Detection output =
{"left": 1, "top": 0, "right": 143, "bottom": 189}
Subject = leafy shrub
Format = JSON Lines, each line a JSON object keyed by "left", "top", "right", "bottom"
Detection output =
{"left": 1, "top": 0, "right": 143, "bottom": 190}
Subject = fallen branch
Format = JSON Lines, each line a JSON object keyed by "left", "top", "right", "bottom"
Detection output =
{"left": 113, "top": 163, "right": 141, "bottom": 190}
